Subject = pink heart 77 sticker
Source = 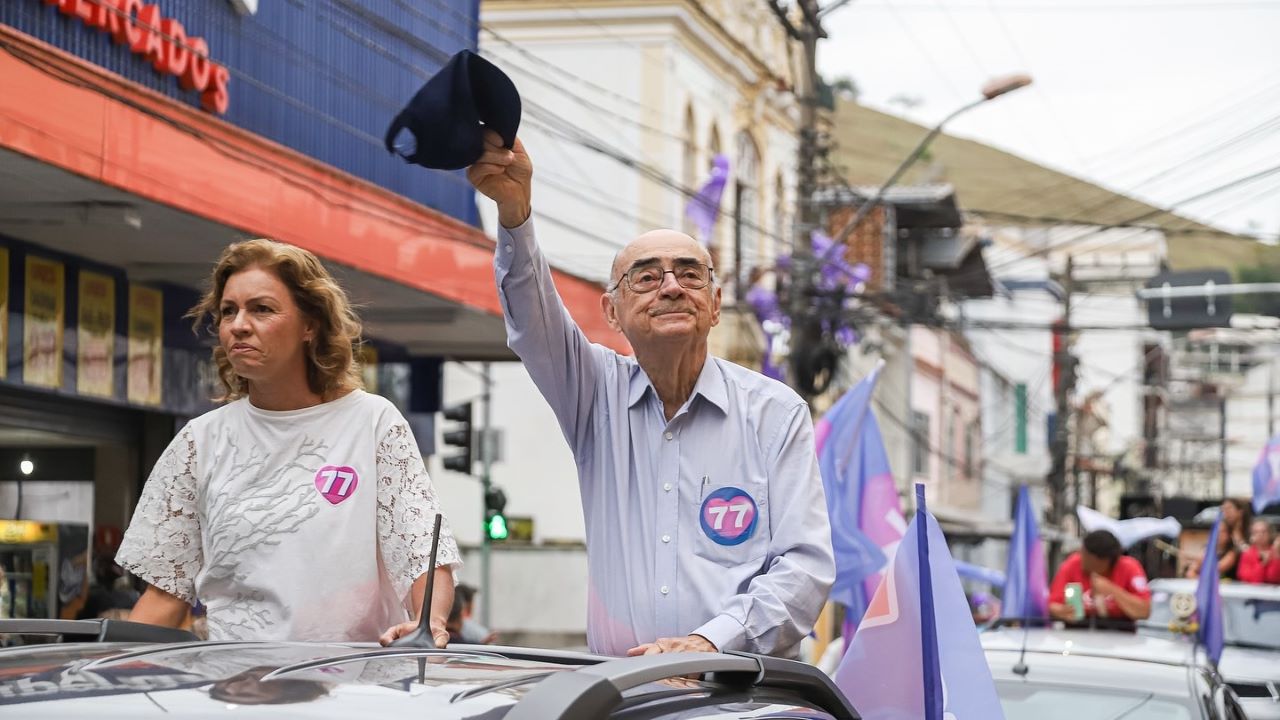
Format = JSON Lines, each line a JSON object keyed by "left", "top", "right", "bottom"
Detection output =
{"left": 699, "top": 486, "right": 759, "bottom": 546}
{"left": 315, "top": 465, "right": 359, "bottom": 505}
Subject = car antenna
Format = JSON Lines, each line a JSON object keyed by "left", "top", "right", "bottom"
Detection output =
{"left": 1011, "top": 594, "right": 1032, "bottom": 677}
{"left": 390, "top": 512, "right": 444, "bottom": 683}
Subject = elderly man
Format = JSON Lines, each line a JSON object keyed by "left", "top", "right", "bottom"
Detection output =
{"left": 468, "top": 133, "right": 834, "bottom": 659}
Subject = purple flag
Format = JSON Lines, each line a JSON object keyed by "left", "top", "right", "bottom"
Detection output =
{"left": 817, "top": 364, "right": 905, "bottom": 629}
{"left": 684, "top": 154, "right": 729, "bottom": 244}
{"left": 954, "top": 561, "right": 1006, "bottom": 588}
{"left": 835, "top": 484, "right": 1006, "bottom": 720}
{"left": 1000, "top": 485, "right": 1049, "bottom": 620}
{"left": 1251, "top": 435, "right": 1280, "bottom": 514}
{"left": 745, "top": 283, "right": 787, "bottom": 382}
{"left": 1196, "top": 517, "right": 1225, "bottom": 666}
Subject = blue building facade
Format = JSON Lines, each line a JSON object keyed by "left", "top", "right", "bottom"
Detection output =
{"left": 2, "top": 0, "right": 480, "bottom": 224}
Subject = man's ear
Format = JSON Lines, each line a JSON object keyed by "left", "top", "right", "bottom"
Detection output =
{"left": 601, "top": 292, "right": 621, "bottom": 332}
{"left": 709, "top": 285, "right": 722, "bottom": 327}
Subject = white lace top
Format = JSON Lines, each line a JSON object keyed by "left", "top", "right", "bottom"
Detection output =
{"left": 116, "top": 390, "right": 461, "bottom": 642}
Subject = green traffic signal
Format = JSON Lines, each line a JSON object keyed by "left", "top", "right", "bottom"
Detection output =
{"left": 486, "top": 513, "right": 508, "bottom": 541}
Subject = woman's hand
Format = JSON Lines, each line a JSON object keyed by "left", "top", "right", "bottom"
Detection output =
{"left": 379, "top": 618, "right": 449, "bottom": 648}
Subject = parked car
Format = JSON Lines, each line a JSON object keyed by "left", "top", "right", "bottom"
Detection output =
{"left": 982, "top": 626, "right": 1247, "bottom": 719}
{"left": 1139, "top": 578, "right": 1280, "bottom": 719}
{"left": 0, "top": 618, "right": 858, "bottom": 719}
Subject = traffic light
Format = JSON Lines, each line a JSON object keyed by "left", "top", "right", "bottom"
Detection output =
{"left": 484, "top": 486, "right": 508, "bottom": 542}
{"left": 441, "top": 402, "right": 474, "bottom": 474}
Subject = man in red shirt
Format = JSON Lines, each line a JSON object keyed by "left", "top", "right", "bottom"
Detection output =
{"left": 1237, "top": 519, "right": 1280, "bottom": 584}
{"left": 1050, "top": 530, "right": 1152, "bottom": 623}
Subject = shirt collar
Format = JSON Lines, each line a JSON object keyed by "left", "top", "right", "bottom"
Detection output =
{"left": 627, "top": 356, "right": 729, "bottom": 415}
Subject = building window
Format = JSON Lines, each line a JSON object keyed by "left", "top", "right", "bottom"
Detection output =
{"left": 964, "top": 422, "right": 977, "bottom": 478}
{"left": 734, "top": 130, "right": 761, "bottom": 293}
{"left": 911, "top": 410, "right": 930, "bottom": 476}
{"left": 1015, "top": 383, "right": 1028, "bottom": 454}
{"left": 682, "top": 104, "right": 697, "bottom": 237}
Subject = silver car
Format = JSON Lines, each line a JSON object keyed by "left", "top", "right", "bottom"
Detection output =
{"left": 1139, "top": 578, "right": 1280, "bottom": 720}
{"left": 0, "top": 618, "right": 858, "bottom": 719}
{"left": 983, "top": 626, "right": 1247, "bottom": 719}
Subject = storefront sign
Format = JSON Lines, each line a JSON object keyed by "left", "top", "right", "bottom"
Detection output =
{"left": 23, "top": 256, "right": 64, "bottom": 389}
{"left": 127, "top": 284, "right": 162, "bottom": 406}
{"left": 0, "top": 520, "right": 57, "bottom": 545}
{"left": 0, "top": 248, "right": 8, "bottom": 380}
{"left": 76, "top": 271, "right": 115, "bottom": 398}
{"left": 40, "top": 0, "right": 231, "bottom": 114}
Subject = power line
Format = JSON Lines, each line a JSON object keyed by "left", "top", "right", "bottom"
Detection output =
{"left": 966, "top": 209, "right": 1280, "bottom": 240}
{"left": 995, "top": 77, "right": 1280, "bottom": 221}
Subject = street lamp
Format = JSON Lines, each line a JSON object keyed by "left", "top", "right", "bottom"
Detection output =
{"left": 824, "top": 73, "right": 1032, "bottom": 256}
{"left": 786, "top": 74, "right": 1031, "bottom": 398}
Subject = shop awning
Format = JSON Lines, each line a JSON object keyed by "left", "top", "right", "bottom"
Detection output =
{"left": 0, "top": 25, "right": 629, "bottom": 360}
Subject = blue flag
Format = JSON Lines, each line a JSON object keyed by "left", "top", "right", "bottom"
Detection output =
{"left": 1252, "top": 435, "right": 1280, "bottom": 514}
{"left": 1001, "top": 485, "right": 1049, "bottom": 621}
{"left": 834, "top": 484, "right": 1005, "bottom": 720}
{"left": 816, "top": 364, "right": 904, "bottom": 627}
{"left": 1196, "top": 517, "right": 1225, "bottom": 666}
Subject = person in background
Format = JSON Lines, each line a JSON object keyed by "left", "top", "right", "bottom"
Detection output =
{"left": 1049, "top": 530, "right": 1151, "bottom": 625}
{"left": 455, "top": 583, "right": 497, "bottom": 644}
{"left": 1237, "top": 519, "right": 1280, "bottom": 585}
{"left": 1186, "top": 498, "right": 1252, "bottom": 580}
{"left": 446, "top": 592, "right": 467, "bottom": 645}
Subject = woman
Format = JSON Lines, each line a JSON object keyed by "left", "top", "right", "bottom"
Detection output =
{"left": 116, "top": 240, "right": 459, "bottom": 645}
{"left": 1215, "top": 498, "right": 1251, "bottom": 579}
{"left": 1186, "top": 498, "right": 1252, "bottom": 580}
{"left": 1237, "top": 519, "right": 1280, "bottom": 584}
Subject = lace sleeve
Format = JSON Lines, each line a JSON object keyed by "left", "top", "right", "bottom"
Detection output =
{"left": 377, "top": 421, "right": 463, "bottom": 606}
{"left": 115, "top": 425, "right": 203, "bottom": 604}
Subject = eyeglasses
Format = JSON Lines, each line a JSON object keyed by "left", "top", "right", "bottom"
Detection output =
{"left": 610, "top": 262, "right": 715, "bottom": 294}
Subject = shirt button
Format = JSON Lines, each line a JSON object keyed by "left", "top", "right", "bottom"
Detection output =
{"left": 663, "top": 483, "right": 672, "bottom": 492}
{"left": 504, "top": 244, "right": 513, "bottom": 254}
{"left": 664, "top": 432, "right": 673, "bottom": 440}
{"left": 660, "top": 585, "right": 669, "bottom": 595}
{"left": 662, "top": 535, "right": 671, "bottom": 543}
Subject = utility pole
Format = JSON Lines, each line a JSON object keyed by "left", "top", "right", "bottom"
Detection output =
{"left": 480, "top": 362, "right": 494, "bottom": 627}
{"left": 1049, "top": 256, "right": 1076, "bottom": 546}
{"left": 769, "top": 0, "right": 826, "bottom": 402}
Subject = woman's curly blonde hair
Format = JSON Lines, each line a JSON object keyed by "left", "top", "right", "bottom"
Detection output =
{"left": 188, "top": 239, "right": 364, "bottom": 402}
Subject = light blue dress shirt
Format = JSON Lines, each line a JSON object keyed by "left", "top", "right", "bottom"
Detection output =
{"left": 494, "top": 218, "right": 835, "bottom": 657}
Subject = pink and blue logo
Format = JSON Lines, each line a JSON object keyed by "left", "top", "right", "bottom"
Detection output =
{"left": 315, "top": 465, "right": 359, "bottom": 505}
{"left": 699, "top": 487, "right": 759, "bottom": 546}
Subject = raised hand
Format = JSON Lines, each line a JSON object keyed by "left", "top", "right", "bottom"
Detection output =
{"left": 466, "top": 130, "right": 532, "bottom": 228}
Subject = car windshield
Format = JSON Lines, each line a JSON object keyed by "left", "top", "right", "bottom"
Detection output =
{"left": 1146, "top": 591, "right": 1280, "bottom": 650}
{"left": 996, "top": 681, "right": 1196, "bottom": 720}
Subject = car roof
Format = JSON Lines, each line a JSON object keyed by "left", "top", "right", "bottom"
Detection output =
{"left": 982, "top": 628, "right": 1205, "bottom": 699}
{"left": 981, "top": 627, "right": 1201, "bottom": 667}
{"left": 1150, "top": 577, "right": 1280, "bottom": 599}
{"left": 0, "top": 641, "right": 569, "bottom": 712}
{"left": 0, "top": 635, "right": 858, "bottom": 719}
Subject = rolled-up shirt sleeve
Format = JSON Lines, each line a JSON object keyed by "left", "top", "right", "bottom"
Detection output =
{"left": 693, "top": 404, "right": 836, "bottom": 655}
{"left": 494, "top": 217, "right": 606, "bottom": 452}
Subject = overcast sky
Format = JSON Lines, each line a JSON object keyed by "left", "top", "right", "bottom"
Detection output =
{"left": 816, "top": 0, "right": 1280, "bottom": 241}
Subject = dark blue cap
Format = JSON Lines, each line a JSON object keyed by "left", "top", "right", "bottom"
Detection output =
{"left": 385, "top": 49, "right": 522, "bottom": 171}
